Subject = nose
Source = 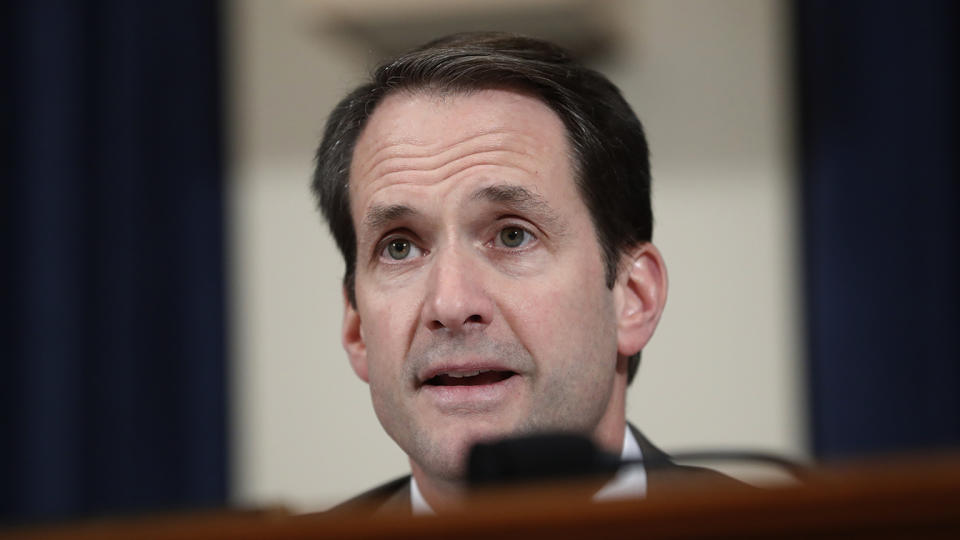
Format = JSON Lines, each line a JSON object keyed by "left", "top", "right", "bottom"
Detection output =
{"left": 422, "top": 245, "right": 494, "bottom": 333}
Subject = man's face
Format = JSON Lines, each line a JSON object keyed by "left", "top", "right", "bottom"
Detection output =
{"left": 344, "top": 89, "right": 628, "bottom": 482}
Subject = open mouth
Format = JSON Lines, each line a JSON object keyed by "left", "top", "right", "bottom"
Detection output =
{"left": 424, "top": 369, "right": 516, "bottom": 387}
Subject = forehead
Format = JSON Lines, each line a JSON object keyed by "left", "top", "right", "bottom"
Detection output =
{"left": 348, "top": 88, "right": 577, "bottom": 210}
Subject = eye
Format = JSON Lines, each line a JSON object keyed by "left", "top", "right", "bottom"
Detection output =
{"left": 381, "top": 237, "right": 422, "bottom": 261}
{"left": 497, "top": 226, "right": 532, "bottom": 248}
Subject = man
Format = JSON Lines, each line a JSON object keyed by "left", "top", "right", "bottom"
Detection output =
{"left": 312, "top": 32, "right": 731, "bottom": 515}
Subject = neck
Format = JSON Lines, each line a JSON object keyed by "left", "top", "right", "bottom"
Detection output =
{"left": 591, "top": 360, "right": 629, "bottom": 456}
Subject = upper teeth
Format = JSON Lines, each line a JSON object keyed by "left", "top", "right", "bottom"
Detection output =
{"left": 446, "top": 369, "right": 489, "bottom": 378}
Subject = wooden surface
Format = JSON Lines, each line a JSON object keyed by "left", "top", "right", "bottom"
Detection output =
{"left": 7, "top": 453, "right": 960, "bottom": 539}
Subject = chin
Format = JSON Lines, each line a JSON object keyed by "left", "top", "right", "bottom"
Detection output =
{"left": 411, "top": 420, "right": 521, "bottom": 481}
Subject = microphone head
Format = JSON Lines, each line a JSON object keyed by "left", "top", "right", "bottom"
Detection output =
{"left": 468, "top": 432, "right": 620, "bottom": 487}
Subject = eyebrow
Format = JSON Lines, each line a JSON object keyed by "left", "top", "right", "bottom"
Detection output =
{"left": 363, "top": 204, "right": 418, "bottom": 231}
{"left": 360, "top": 184, "right": 566, "bottom": 237}
{"left": 469, "top": 184, "right": 564, "bottom": 231}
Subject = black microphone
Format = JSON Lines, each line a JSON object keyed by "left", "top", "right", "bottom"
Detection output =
{"left": 468, "top": 432, "right": 809, "bottom": 488}
{"left": 468, "top": 432, "right": 621, "bottom": 487}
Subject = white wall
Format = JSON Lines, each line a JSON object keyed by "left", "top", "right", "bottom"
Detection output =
{"left": 227, "top": 0, "right": 804, "bottom": 512}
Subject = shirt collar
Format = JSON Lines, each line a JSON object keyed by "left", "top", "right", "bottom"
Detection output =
{"left": 593, "top": 424, "right": 647, "bottom": 501}
{"left": 410, "top": 472, "right": 433, "bottom": 516}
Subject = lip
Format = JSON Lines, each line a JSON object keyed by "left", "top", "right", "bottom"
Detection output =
{"left": 416, "top": 361, "right": 521, "bottom": 413}
{"left": 417, "top": 361, "right": 517, "bottom": 386}
{"left": 419, "top": 371, "right": 521, "bottom": 413}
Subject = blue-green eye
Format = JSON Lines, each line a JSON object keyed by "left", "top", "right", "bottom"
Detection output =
{"left": 499, "top": 227, "right": 528, "bottom": 248}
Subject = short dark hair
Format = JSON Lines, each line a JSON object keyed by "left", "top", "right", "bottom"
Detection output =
{"left": 312, "top": 32, "right": 653, "bottom": 383}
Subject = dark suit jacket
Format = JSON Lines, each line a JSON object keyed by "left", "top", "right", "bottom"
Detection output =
{"left": 329, "top": 424, "right": 745, "bottom": 515}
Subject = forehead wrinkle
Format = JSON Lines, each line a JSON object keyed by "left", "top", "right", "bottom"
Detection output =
{"left": 356, "top": 129, "right": 541, "bottom": 185}
{"left": 370, "top": 150, "right": 539, "bottom": 192}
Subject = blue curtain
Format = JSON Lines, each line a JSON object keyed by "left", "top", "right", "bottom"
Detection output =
{"left": 2, "top": 0, "right": 227, "bottom": 522}
{"left": 797, "top": 1, "right": 959, "bottom": 459}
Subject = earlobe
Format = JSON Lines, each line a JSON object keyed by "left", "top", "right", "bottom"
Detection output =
{"left": 342, "top": 286, "right": 369, "bottom": 383}
{"left": 615, "top": 243, "right": 668, "bottom": 357}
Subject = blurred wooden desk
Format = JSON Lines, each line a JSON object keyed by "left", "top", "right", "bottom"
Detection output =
{"left": 8, "top": 453, "right": 960, "bottom": 539}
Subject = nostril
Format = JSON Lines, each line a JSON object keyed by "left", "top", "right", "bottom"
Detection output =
{"left": 426, "top": 314, "right": 485, "bottom": 332}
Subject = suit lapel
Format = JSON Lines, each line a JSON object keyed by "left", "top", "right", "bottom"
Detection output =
{"left": 628, "top": 422, "right": 748, "bottom": 494}
{"left": 628, "top": 422, "right": 683, "bottom": 495}
{"left": 374, "top": 479, "right": 412, "bottom": 516}
{"left": 628, "top": 422, "right": 672, "bottom": 463}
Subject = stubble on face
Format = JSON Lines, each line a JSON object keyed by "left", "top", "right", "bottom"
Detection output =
{"left": 348, "top": 88, "right": 626, "bottom": 487}
{"left": 368, "top": 328, "right": 618, "bottom": 482}
{"left": 377, "top": 335, "right": 535, "bottom": 480}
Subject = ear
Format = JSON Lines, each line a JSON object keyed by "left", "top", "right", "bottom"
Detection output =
{"left": 614, "top": 242, "right": 668, "bottom": 357}
{"left": 342, "top": 286, "right": 369, "bottom": 383}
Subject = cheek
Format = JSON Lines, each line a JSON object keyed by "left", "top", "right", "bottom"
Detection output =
{"left": 359, "top": 290, "right": 421, "bottom": 376}
{"left": 504, "top": 262, "right": 618, "bottom": 362}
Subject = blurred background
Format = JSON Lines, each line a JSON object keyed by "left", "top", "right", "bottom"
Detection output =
{"left": 3, "top": 0, "right": 957, "bottom": 523}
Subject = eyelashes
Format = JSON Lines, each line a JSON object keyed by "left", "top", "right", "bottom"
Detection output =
{"left": 375, "top": 224, "right": 539, "bottom": 264}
